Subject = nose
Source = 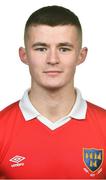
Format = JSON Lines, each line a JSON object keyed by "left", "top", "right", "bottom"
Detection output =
{"left": 46, "top": 49, "right": 59, "bottom": 65}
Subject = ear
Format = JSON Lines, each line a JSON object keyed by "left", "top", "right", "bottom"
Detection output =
{"left": 19, "top": 47, "right": 29, "bottom": 65}
{"left": 77, "top": 47, "right": 88, "bottom": 65}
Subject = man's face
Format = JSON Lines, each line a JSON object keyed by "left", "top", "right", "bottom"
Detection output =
{"left": 20, "top": 25, "right": 87, "bottom": 90}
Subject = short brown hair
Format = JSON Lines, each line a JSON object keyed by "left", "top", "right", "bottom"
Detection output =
{"left": 24, "top": 5, "right": 82, "bottom": 45}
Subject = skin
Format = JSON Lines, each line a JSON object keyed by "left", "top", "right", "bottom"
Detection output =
{"left": 19, "top": 25, "right": 88, "bottom": 122}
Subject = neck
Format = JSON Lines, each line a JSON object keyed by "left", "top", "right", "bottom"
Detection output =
{"left": 29, "top": 84, "right": 76, "bottom": 122}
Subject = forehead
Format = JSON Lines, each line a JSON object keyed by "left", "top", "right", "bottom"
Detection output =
{"left": 26, "top": 25, "right": 80, "bottom": 43}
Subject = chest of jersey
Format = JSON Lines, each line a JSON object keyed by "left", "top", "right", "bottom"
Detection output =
{"left": 0, "top": 117, "right": 106, "bottom": 179}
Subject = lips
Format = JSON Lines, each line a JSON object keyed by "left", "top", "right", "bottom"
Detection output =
{"left": 43, "top": 69, "right": 63, "bottom": 73}
{"left": 43, "top": 70, "right": 63, "bottom": 76}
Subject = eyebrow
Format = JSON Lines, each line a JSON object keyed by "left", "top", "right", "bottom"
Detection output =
{"left": 32, "top": 42, "right": 48, "bottom": 48}
{"left": 32, "top": 42, "right": 74, "bottom": 48}
{"left": 57, "top": 42, "right": 74, "bottom": 48}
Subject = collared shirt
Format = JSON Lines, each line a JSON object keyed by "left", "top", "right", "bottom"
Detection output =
{"left": 19, "top": 88, "right": 87, "bottom": 130}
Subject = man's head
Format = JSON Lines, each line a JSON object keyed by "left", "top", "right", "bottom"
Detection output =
{"left": 19, "top": 5, "right": 87, "bottom": 91}
{"left": 24, "top": 5, "right": 82, "bottom": 47}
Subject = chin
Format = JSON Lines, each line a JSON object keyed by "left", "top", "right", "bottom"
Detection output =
{"left": 42, "top": 84, "right": 64, "bottom": 91}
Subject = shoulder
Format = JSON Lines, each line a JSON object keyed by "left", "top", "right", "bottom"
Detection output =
{"left": 86, "top": 101, "right": 106, "bottom": 137}
{"left": 0, "top": 101, "right": 23, "bottom": 160}
{"left": 86, "top": 101, "right": 106, "bottom": 125}
{"left": 87, "top": 101, "right": 106, "bottom": 117}
{"left": 1, "top": 101, "right": 19, "bottom": 112}
{"left": 0, "top": 101, "right": 22, "bottom": 141}
{"left": 0, "top": 101, "right": 20, "bottom": 123}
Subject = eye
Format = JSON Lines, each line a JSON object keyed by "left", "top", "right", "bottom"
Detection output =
{"left": 34, "top": 47, "right": 47, "bottom": 52}
{"left": 59, "top": 47, "right": 71, "bottom": 52}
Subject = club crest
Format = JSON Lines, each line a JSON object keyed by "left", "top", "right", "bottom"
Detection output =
{"left": 83, "top": 148, "right": 104, "bottom": 173}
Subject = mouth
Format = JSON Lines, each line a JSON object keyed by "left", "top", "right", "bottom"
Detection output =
{"left": 43, "top": 70, "right": 63, "bottom": 76}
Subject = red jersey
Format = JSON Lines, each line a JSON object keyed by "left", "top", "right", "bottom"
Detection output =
{"left": 0, "top": 101, "right": 106, "bottom": 179}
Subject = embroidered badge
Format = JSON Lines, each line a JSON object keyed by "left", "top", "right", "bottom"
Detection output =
{"left": 83, "top": 148, "right": 104, "bottom": 174}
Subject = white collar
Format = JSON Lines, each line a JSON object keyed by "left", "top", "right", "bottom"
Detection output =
{"left": 19, "top": 88, "right": 87, "bottom": 122}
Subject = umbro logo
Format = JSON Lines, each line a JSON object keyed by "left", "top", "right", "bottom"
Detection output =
{"left": 9, "top": 155, "right": 26, "bottom": 168}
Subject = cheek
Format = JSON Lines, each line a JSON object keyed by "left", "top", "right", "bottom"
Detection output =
{"left": 28, "top": 55, "right": 42, "bottom": 68}
{"left": 28, "top": 52, "right": 46, "bottom": 68}
{"left": 28, "top": 58, "right": 44, "bottom": 77}
{"left": 64, "top": 57, "right": 77, "bottom": 70}
{"left": 66, "top": 65, "right": 76, "bottom": 76}
{"left": 63, "top": 59, "right": 77, "bottom": 77}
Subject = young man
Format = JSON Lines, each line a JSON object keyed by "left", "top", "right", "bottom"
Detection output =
{"left": 0, "top": 5, "right": 106, "bottom": 179}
